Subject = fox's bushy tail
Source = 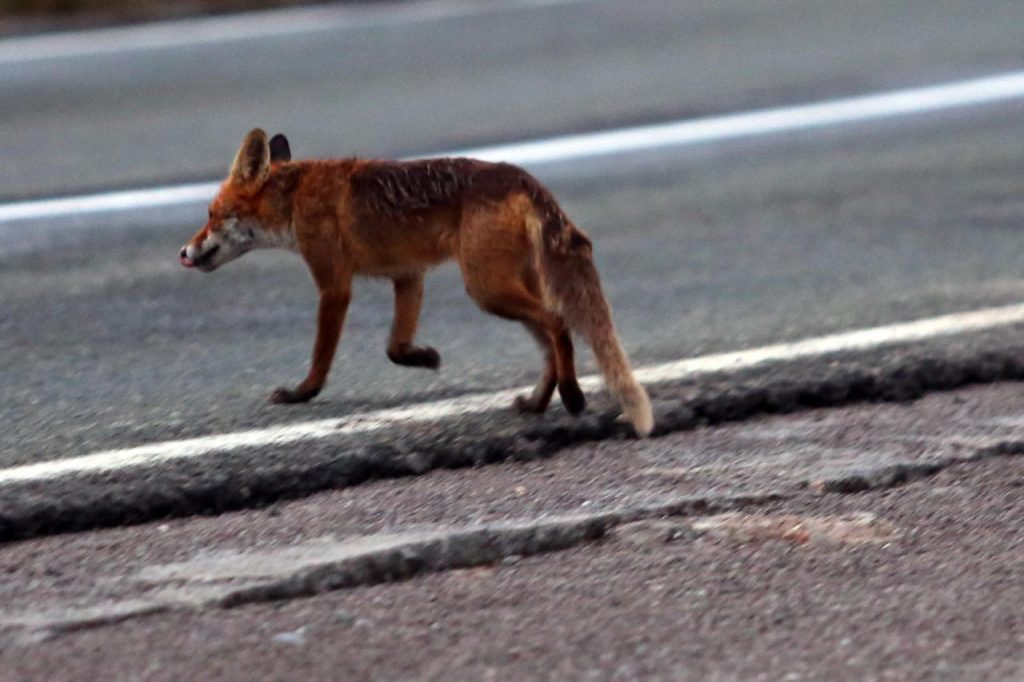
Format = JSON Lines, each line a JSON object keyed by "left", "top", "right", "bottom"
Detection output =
{"left": 526, "top": 191, "right": 654, "bottom": 437}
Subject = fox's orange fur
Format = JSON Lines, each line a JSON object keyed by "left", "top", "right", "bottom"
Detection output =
{"left": 180, "top": 129, "right": 653, "bottom": 436}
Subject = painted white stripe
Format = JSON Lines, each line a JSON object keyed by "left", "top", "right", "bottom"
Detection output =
{"left": 2, "top": 70, "right": 1024, "bottom": 225}
{"left": 0, "top": 0, "right": 585, "bottom": 66}
{"left": 3, "top": 302, "right": 1024, "bottom": 485}
{"left": 0, "top": 182, "right": 219, "bottom": 223}
{"left": 460, "top": 70, "right": 1024, "bottom": 166}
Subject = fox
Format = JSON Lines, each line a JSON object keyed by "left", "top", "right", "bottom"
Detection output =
{"left": 179, "top": 128, "right": 653, "bottom": 437}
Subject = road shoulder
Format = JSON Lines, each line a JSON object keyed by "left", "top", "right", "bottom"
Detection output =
{"left": 3, "top": 382, "right": 1024, "bottom": 679}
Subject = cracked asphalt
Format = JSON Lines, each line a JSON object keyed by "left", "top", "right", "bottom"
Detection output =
{"left": 4, "top": 325, "right": 1024, "bottom": 542}
{"left": 4, "top": 383, "right": 1024, "bottom": 680}
{"left": 4, "top": 1, "right": 1024, "bottom": 678}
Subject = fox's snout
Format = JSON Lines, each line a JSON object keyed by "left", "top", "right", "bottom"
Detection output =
{"left": 179, "top": 236, "right": 221, "bottom": 271}
{"left": 180, "top": 224, "right": 210, "bottom": 269}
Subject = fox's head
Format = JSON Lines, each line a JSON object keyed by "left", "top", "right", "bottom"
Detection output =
{"left": 179, "top": 128, "right": 294, "bottom": 272}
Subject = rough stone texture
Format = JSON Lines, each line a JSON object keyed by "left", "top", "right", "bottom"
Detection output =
{"left": 4, "top": 384, "right": 1024, "bottom": 656}
{"left": 808, "top": 461, "right": 946, "bottom": 493}
{"left": 5, "top": 446, "right": 1024, "bottom": 680}
{"left": 0, "top": 492, "right": 778, "bottom": 640}
{"left": 3, "top": 384, "right": 1024, "bottom": 626}
{"left": 612, "top": 520, "right": 691, "bottom": 546}
{"left": 690, "top": 511, "right": 899, "bottom": 545}
{"left": 1, "top": 600, "right": 168, "bottom": 634}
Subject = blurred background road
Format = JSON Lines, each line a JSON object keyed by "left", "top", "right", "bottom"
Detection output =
{"left": 3, "top": 0, "right": 1024, "bottom": 198}
{"left": 2, "top": 0, "right": 1024, "bottom": 468}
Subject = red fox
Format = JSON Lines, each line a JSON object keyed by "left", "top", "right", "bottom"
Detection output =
{"left": 179, "top": 129, "right": 653, "bottom": 436}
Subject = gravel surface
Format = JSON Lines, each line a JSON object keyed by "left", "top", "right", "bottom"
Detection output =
{"left": 3, "top": 384, "right": 1024, "bottom": 679}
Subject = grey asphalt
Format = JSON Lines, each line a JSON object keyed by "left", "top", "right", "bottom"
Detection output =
{"left": 4, "top": 383, "right": 1024, "bottom": 680}
{"left": 2, "top": 2, "right": 1024, "bottom": 479}
{"left": 5, "top": 3, "right": 1024, "bottom": 675}
{"left": 4, "top": 102, "right": 1024, "bottom": 469}
{"left": 3, "top": 0, "right": 1024, "bottom": 200}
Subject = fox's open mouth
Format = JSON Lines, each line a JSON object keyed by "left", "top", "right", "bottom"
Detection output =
{"left": 182, "top": 244, "right": 220, "bottom": 269}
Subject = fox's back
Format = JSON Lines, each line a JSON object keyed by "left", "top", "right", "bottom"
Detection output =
{"left": 341, "top": 158, "right": 545, "bottom": 274}
{"left": 349, "top": 157, "right": 548, "bottom": 214}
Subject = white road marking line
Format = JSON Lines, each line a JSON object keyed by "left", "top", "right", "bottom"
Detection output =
{"left": 2, "top": 69, "right": 1024, "bottom": 225}
{"left": 4, "top": 302, "right": 1024, "bottom": 485}
{"left": 459, "top": 70, "right": 1024, "bottom": 165}
{"left": 0, "top": 0, "right": 586, "bottom": 66}
{"left": 0, "top": 182, "right": 219, "bottom": 223}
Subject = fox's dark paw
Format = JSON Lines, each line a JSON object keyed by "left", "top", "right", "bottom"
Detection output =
{"left": 514, "top": 394, "right": 549, "bottom": 414}
{"left": 270, "top": 386, "right": 319, "bottom": 404}
{"left": 558, "top": 380, "right": 586, "bottom": 416}
{"left": 387, "top": 344, "right": 441, "bottom": 370}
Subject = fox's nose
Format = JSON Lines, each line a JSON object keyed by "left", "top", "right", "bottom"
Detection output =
{"left": 179, "top": 246, "right": 194, "bottom": 267}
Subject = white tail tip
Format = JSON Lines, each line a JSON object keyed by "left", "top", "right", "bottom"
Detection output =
{"left": 623, "top": 388, "right": 654, "bottom": 438}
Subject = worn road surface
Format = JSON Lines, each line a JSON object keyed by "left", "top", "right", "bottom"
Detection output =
{"left": 3, "top": 0, "right": 1024, "bottom": 475}
{"left": 3, "top": 383, "right": 1024, "bottom": 680}
{"left": 2, "top": 1, "right": 1024, "bottom": 678}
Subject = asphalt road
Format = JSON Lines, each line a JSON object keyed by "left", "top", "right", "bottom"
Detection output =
{"left": 4, "top": 100, "right": 1024, "bottom": 468}
{"left": 2, "top": 1, "right": 1024, "bottom": 469}
{"left": 5, "top": 3, "right": 1024, "bottom": 678}
{"left": 6, "top": 383, "right": 1024, "bottom": 679}
{"left": 2, "top": 0, "right": 1024, "bottom": 200}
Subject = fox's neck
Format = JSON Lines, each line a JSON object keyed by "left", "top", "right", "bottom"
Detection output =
{"left": 252, "top": 224, "right": 299, "bottom": 252}
{"left": 254, "top": 162, "right": 309, "bottom": 252}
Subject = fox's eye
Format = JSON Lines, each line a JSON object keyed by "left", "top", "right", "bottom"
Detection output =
{"left": 208, "top": 208, "right": 214, "bottom": 219}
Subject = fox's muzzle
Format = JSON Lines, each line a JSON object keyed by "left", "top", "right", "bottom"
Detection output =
{"left": 179, "top": 241, "right": 220, "bottom": 271}
{"left": 180, "top": 216, "right": 264, "bottom": 272}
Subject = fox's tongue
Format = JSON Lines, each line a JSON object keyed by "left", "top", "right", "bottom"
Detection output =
{"left": 179, "top": 254, "right": 195, "bottom": 268}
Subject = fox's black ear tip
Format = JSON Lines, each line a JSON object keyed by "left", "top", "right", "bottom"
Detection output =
{"left": 269, "top": 133, "right": 291, "bottom": 162}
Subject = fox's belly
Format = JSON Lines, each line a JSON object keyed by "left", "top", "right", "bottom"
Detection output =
{"left": 353, "top": 240, "right": 455, "bottom": 277}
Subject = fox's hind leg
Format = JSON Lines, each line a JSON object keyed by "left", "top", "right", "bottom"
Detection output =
{"left": 520, "top": 266, "right": 584, "bottom": 414}
{"left": 486, "top": 288, "right": 584, "bottom": 416}
{"left": 514, "top": 320, "right": 558, "bottom": 414}
{"left": 386, "top": 272, "right": 440, "bottom": 370}
{"left": 460, "top": 254, "right": 585, "bottom": 416}
{"left": 551, "top": 326, "right": 585, "bottom": 414}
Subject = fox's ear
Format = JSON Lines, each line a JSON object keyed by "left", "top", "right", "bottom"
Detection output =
{"left": 230, "top": 128, "right": 270, "bottom": 188}
{"left": 269, "top": 134, "right": 291, "bottom": 163}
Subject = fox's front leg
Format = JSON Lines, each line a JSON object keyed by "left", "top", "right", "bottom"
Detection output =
{"left": 386, "top": 273, "right": 440, "bottom": 370}
{"left": 271, "top": 282, "right": 352, "bottom": 404}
